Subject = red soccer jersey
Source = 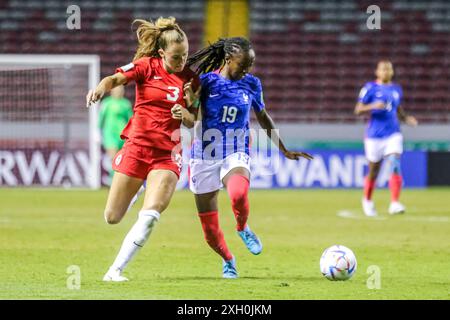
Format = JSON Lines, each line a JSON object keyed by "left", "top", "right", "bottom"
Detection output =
{"left": 116, "top": 57, "right": 199, "bottom": 150}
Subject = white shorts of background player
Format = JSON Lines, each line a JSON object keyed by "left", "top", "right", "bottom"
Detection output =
{"left": 364, "top": 132, "right": 403, "bottom": 163}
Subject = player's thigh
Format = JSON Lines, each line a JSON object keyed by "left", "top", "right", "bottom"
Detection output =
{"left": 368, "top": 160, "right": 382, "bottom": 178}
{"left": 141, "top": 169, "right": 179, "bottom": 213}
{"left": 364, "top": 138, "right": 385, "bottom": 163}
{"left": 220, "top": 152, "right": 251, "bottom": 187}
{"left": 222, "top": 167, "right": 250, "bottom": 187}
{"left": 194, "top": 190, "right": 219, "bottom": 213}
{"left": 189, "top": 158, "right": 222, "bottom": 194}
{"left": 384, "top": 133, "right": 403, "bottom": 157}
{"left": 104, "top": 172, "right": 144, "bottom": 223}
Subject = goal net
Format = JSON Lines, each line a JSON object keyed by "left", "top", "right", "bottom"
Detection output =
{"left": 0, "top": 55, "right": 101, "bottom": 189}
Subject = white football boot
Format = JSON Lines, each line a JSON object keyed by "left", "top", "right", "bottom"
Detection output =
{"left": 103, "top": 267, "right": 129, "bottom": 282}
{"left": 388, "top": 201, "right": 405, "bottom": 215}
{"left": 362, "top": 198, "right": 378, "bottom": 217}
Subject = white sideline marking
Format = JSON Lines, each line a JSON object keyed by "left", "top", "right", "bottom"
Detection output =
{"left": 337, "top": 210, "right": 449, "bottom": 223}
{"left": 337, "top": 210, "right": 387, "bottom": 220}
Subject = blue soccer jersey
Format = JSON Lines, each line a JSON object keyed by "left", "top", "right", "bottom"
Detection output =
{"left": 358, "top": 81, "right": 403, "bottom": 138}
{"left": 191, "top": 71, "right": 265, "bottom": 160}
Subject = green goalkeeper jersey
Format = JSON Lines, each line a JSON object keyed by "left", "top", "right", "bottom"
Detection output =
{"left": 98, "top": 96, "right": 132, "bottom": 149}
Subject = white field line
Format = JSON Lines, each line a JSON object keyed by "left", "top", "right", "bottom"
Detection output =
{"left": 337, "top": 210, "right": 449, "bottom": 223}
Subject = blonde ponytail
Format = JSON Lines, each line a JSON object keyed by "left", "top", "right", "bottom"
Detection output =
{"left": 133, "top": 16, "right": 186, "bottom": 61}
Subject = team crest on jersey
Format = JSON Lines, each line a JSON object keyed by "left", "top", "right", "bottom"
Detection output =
{"left": 120, "top": 63, "right": 134, "bottom": 72}
{"left": 243, "top": 93, "right": 249, "bottom": 104}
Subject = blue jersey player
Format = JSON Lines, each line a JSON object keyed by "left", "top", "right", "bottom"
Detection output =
{"left": 185, "top": 37, "right": 313, "bottom": 278}
{"left": 354, "top": 60, "right": 418, "bottom": 217}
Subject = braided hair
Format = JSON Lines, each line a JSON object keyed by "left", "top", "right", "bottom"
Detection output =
{"left": 186, "top": 37, "right": 252, "bottom": 75}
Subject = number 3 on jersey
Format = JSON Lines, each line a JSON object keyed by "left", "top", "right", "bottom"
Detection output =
{"left": 167, "top": 86, "right": 180, "bottom": 102}
{"left": 221, "top": 105, "right": 238, "bottom": 123}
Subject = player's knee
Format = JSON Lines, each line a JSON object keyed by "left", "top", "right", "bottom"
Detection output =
{"left": 104, "top": 209, "right": 122, "bottom": 225}
{"left": 368, "top": 164, "right": 381, "bottom": 179}
{"left": 387, "top": 154, "right": 401, "bottom": 175}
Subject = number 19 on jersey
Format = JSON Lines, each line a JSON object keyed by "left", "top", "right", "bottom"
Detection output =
{"left": 221, "top": 105, "right": 238, "bottom": 123}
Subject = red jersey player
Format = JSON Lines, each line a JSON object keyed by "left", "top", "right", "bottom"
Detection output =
{"left": 86, "top": 17, "right": 198, "bottom": 281}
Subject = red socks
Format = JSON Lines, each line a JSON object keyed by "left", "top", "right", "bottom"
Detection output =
{"left": 197, "top": 175, "right": 251, "bottom": 260}
{"left": 198, "top": 211, "right": 233, "bottom": 261}
{"left": 364, "top": 176, "right": 376, "bottom": 200}
{"left": 389, "top": 174, "right": 402, "bottom": 202}
{"left": 226, "top": 175, "right": 250, "bottom": 232}
{"left": 364, "top": 175, "right": 403, "bottom": 202}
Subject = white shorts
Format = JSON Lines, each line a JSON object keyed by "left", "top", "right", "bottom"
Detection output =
{"left": 189, "top": 152, "right": 251, "bottom": 194}
{"left": 364, "top": 132, "right": 403, "bottom": 163}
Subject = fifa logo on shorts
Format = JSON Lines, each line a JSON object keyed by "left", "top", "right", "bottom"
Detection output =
{"left": 115, "top": 154, "right": 123, "bottom": 166}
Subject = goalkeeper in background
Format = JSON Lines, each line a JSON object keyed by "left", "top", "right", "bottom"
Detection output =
{"left": 98, "top": 85, "right": 132, "bottom": 184}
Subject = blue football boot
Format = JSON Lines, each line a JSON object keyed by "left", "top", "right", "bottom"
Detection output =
{"left": 238, "top": 225, "right": 263, "bottom": 255}
{"left": 222, "top": 256, "right": 238, "bottom": 279}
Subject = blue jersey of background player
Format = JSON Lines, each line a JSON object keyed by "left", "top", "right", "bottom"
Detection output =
{"left": 191, "top": 70, "right": 264, "bottom": 160}
{"left": 358, "top": 79, "right": 403, "bottom": 138}
{"left": 354, "top": 60, "right": 418, "bottom": 217}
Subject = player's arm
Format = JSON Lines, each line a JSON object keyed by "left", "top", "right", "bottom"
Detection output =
{"left": 354, "top": 101, "right": 386, "bottom": 115}
{"left": 397, "top": 106, "right": 418, "bottom": 126}
{"left": 86, "top": 73, "right": 127, "bottom": 108}
{"left": 254, "top": 109, "right": 313, "bottom": 160}
{"left": 171, "top": 79, "right": 201, "bottom": 128}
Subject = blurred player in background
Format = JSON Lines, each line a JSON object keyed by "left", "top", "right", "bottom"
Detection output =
{"left": 186, "top": 37, "right": 313, "bottom": 278}
{"left": 98, "top": 85, "right": 132, "bottom": 185}
{"left": 355, "top": 60, "right": 418, "bottom": 217}
{"left": 86, "top": 17, "right": 198, "bottom": 281}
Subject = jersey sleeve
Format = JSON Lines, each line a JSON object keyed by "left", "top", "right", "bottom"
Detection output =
{"left": 199, "top": 73, "right": 211, "bottom": 91}
{"left": 357, "top": 83, "right": 373, "bottom": 104}
{"left": 115, "top": 57, "right": 150, "bottom": 84}
{"left": 199, "top": 73, "right": 212, "bottom": 97}
{"left": 251, "top": 77, "right": 265, "bottom": 112}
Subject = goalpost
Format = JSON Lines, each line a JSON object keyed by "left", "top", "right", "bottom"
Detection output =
{"left": 0, "top": 54, "right": 101, "bottom": 189}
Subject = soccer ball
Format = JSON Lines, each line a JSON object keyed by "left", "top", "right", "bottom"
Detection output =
{"left": 320, "top": 245, "right": 357, "bottom": 281}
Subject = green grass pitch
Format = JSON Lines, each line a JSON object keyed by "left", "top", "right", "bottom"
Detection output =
{"left": 0, "top": 187, "right": 449, "bottom": 300}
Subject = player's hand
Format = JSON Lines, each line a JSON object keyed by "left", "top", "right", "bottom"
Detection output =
{"left": 405, "top": 115, "right": 418, "bottom": 127}
{"left": 171, "top": 104, "right": 184, "bottom": 120}
{"left": 283, "top": 150, "right": 314, "bottom": 161}
{"left": 86, "top": 88, "right": 105, "bottom": 108}
{"left": 183, "top": 78, "right": 201, "bottom": 107}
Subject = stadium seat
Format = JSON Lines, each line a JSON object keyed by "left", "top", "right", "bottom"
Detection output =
{"left": 0, "top": 0, "right": 448, "bottom": 123}
{"left": 249, "top": 0, "right": 450, "bottom": 122}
